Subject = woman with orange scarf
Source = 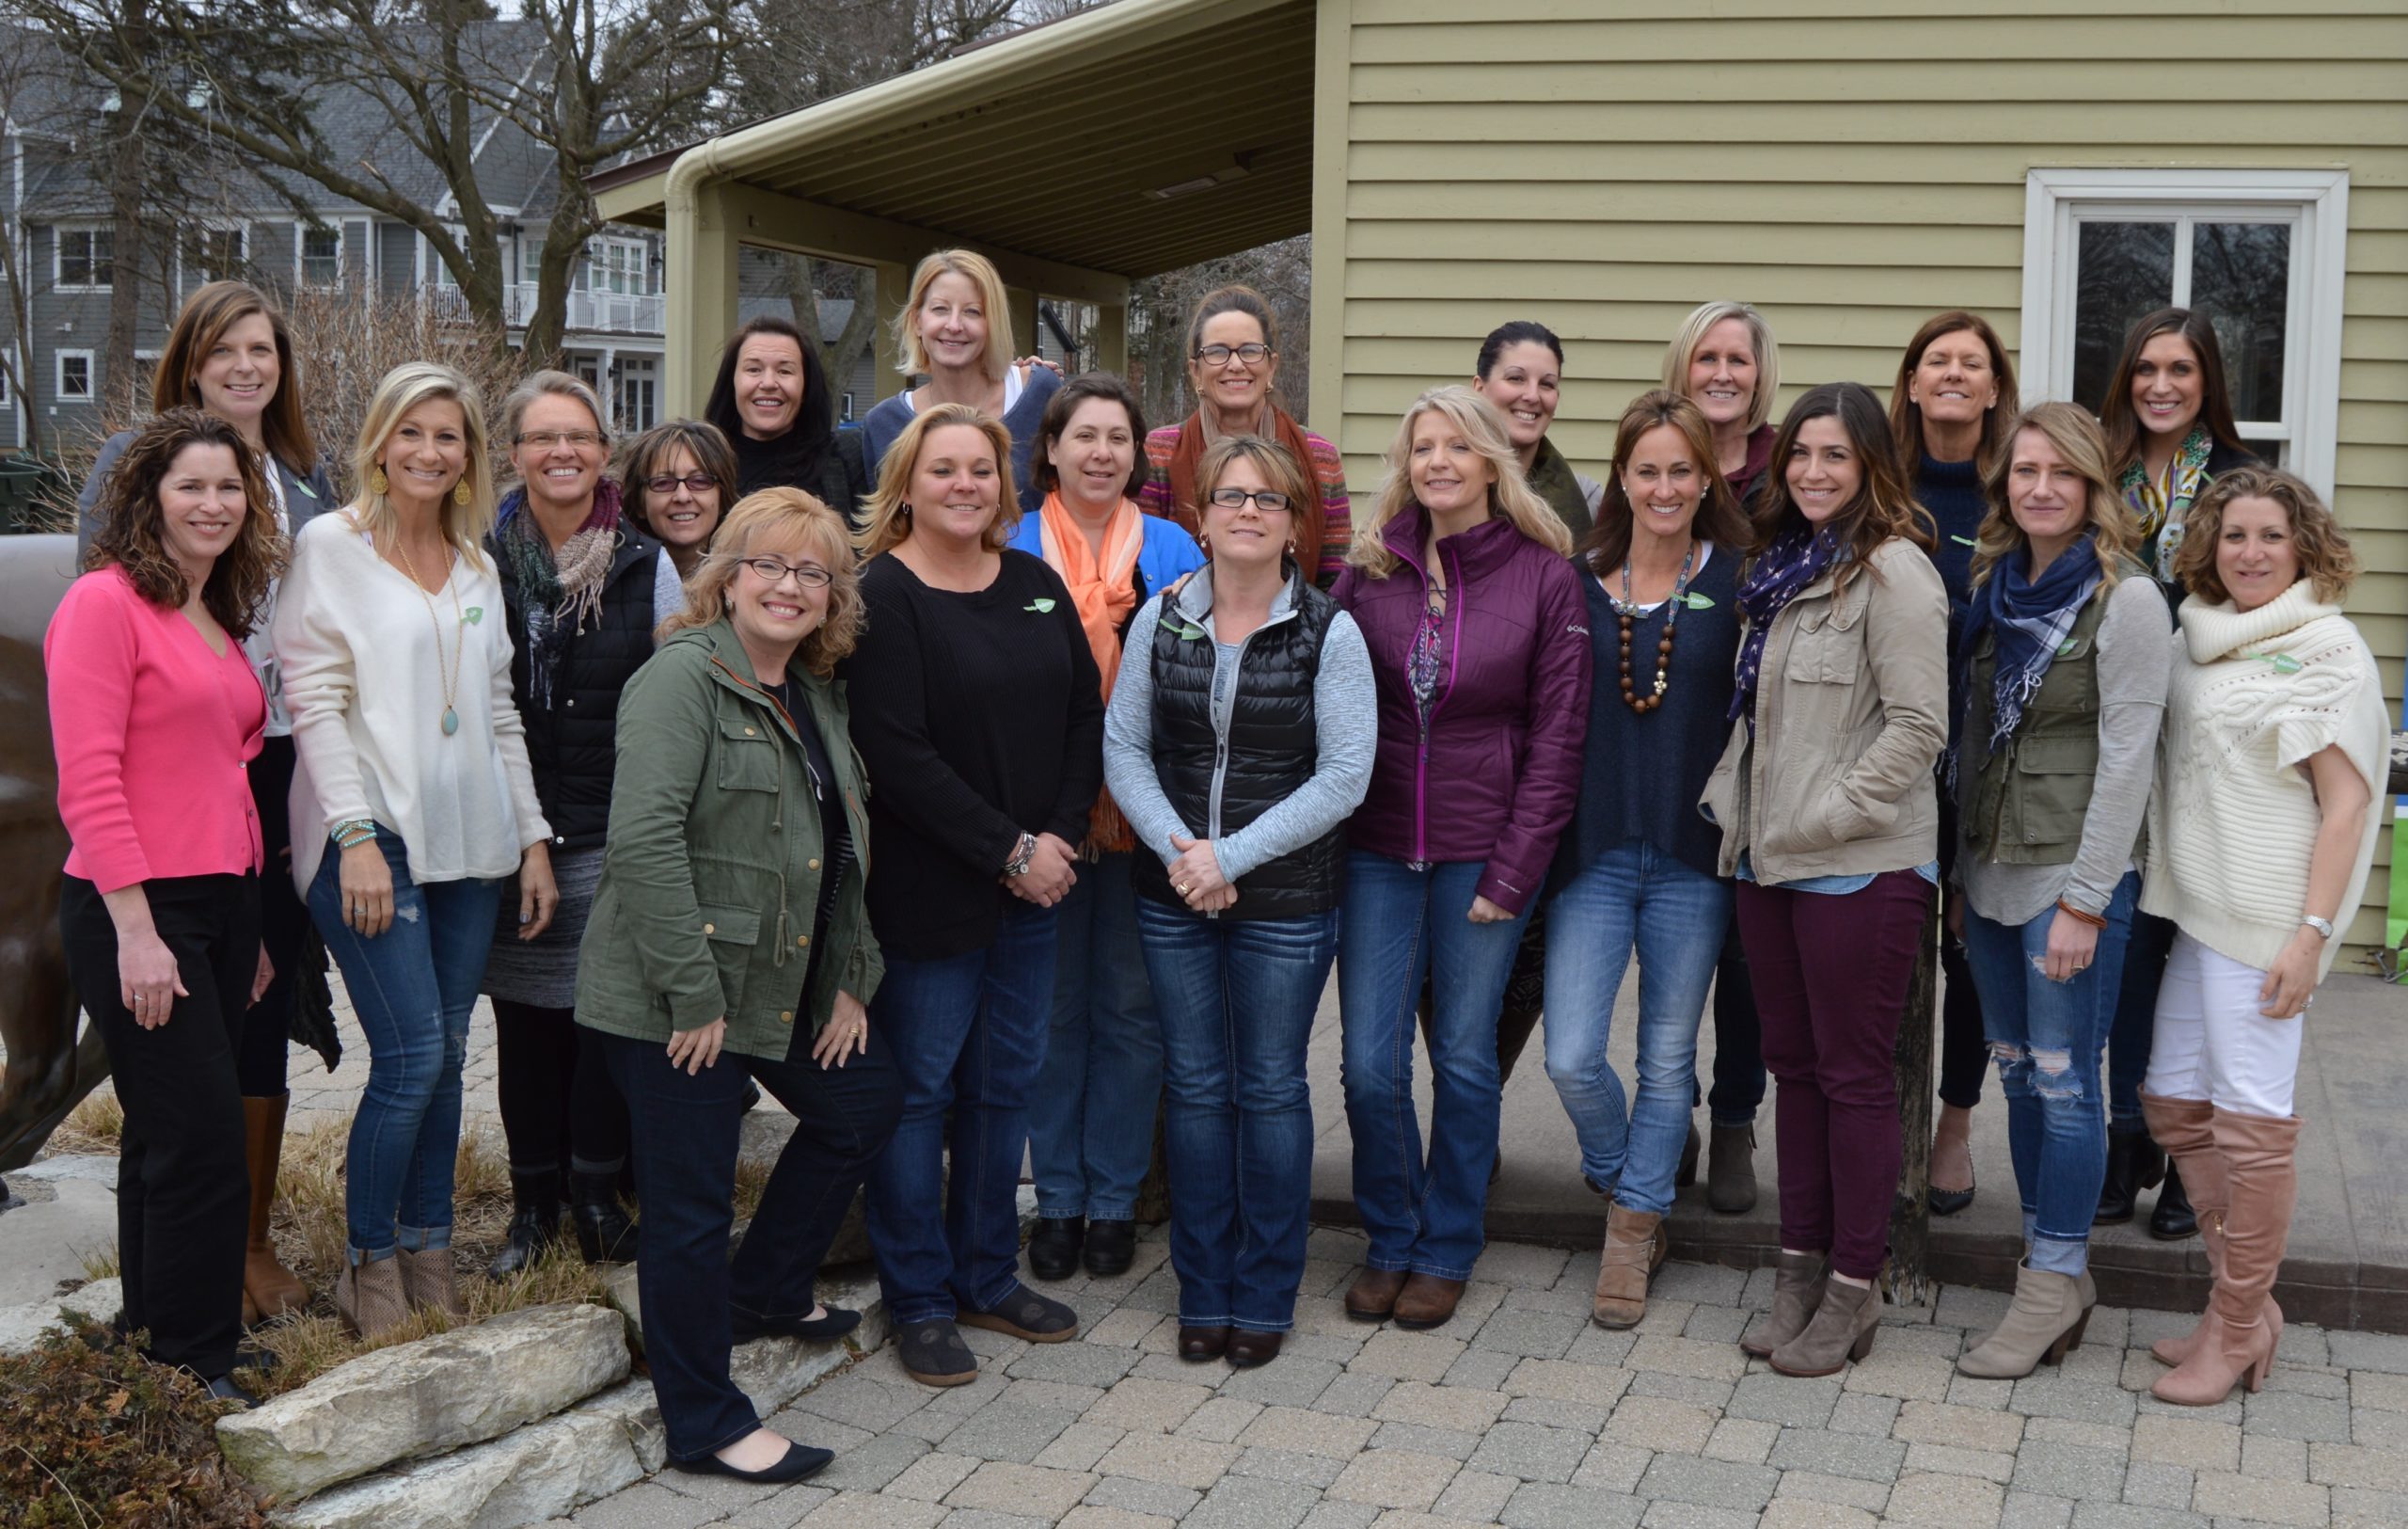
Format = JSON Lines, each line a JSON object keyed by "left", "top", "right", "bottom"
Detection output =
{"left": 1009, "top": 374, "right": 1206, "bottom": 1281}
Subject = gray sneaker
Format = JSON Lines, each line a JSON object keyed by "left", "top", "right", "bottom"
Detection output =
{"left": 897, "top": 1317, "right": 978, "bottom": 1387}
{"left": 958, "top": 1282, "right": 1080, "bottom": 1344}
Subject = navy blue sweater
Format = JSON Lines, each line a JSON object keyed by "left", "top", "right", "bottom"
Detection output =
{"left": 1915, "top": 452, "right": 1988, "bottom": 655}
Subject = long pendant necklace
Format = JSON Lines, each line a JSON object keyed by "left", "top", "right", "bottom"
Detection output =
{"left": 1612, "top": 540, "right": 1695, "bottom": 713}
{"left": 391, "top": 535, "right": 466, "bottom": 736}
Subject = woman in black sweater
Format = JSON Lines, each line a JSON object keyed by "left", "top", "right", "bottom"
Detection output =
{"left": 843, "top": 403, "right": 1105, "bottom": 1388}
{"left": 703, "top": 317, "right": 866, "bottom": 522}
{"left": 1887, "top": 310, "right": 2020, "bottom": 1219}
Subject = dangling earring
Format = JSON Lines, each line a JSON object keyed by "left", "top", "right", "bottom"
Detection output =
{"left": 453, "top": 480, "right": 472, "bottom": 507}
{"left": 370, "top": 463, "right": 388, "bottom": 495}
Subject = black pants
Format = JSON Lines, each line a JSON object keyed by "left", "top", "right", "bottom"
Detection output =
{"left": 1703, "top": 911, "right": 1766, "bottom": 1124}
{"left": 1935, "top": 796, "right": 1988, "bottom": 1111}
{"left": 59, "top": 872, "right": 258, "bottom": 1379}
{"left": 237, "top": 736, "right": 307, "bottom": 1097}
{"left": 494, "top": 1001, "right": 633, "bottom": 1175}
{"left": 597, "top": 1020, "right": 900, "bottom": 1461}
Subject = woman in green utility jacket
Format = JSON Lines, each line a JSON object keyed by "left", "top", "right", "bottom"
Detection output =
{"left": 576, "top": 487, "right": 898, "bottom": 1488}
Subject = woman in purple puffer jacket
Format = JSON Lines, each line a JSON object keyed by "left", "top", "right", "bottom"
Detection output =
{"left": 1332, "top": 385, "right": 1591, "bottom": 1330}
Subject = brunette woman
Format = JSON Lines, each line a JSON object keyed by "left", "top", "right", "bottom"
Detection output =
{"left": 1333, "top": 387, "right": 1588, "bottom": 1330}
{"left": 576, "top": 490, "right": 896, "bottom": 1484}
{"left": 51, "top": 409, "right": 283, "bottom": 1404}
{"left": 1952, "top": 404, "right": 2167, "bottom": 1378}
{"left": 2141, "top": 468, "right": 2384, "bottom": 1406}
{"left": 1008, "top": 374, "right": 1205, "bottom": 1282}
{"left": 1661, "top": 299, "right": 1784, "bottom": 1210}
{"left": 2094, "top": 308, "right": 2259, "bottom": 1235}
{"left": 1545, "top": 390, "right": 1751, "bottom": 1330}
{"left": 1889, "top": 311, "right": 2021, "bottom": 1218}
{"left": 703, "top": 317, "right": 865, "bottom": 515}
{"left": 846, "top": 405, "right": 1104, "bottom": 1385}
{"left": 275, "top": 363, "right": 557, "bottom": 1338}
{"left": 481, "top": 371, "right": 683, "bottom": 1279}
{"left": 1103, "top": 434, "right": 1374, "bottom": 1366}
{"left": 1140, "top": 285, "right": 1351, "bottom": 586}
{"left": 1704, "top": 381, "right": 1948, "bottom": 1377}
{"left": 74, "top": 280, "right": 332, "bottom": 1325}
{"left": 623, "top": 419, "right": 739, "bottom": 578}
{"left": 861, "top": 250, "right": 1060, "bottom": 514}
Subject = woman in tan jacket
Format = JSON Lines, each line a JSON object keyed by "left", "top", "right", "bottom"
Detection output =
{"left": 1703, "top": 381, "right": 1948, "bottom": 1378}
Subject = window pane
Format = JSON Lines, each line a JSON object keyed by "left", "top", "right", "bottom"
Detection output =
{"left": 2071, "top": 220, "right": 2175, "bottom": 414}
{"left": 2191, "top": 222, "right": 2290, "bottom": 422}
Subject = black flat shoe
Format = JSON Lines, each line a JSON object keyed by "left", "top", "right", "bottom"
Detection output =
{"left": 1083, "top": 1218, "right": 1136, "bottom": 1278}
{"left": 203, "top": 1373, "right": 261, "bottom": 1409}
{"left": 672, "top": 1440, "right": 832, "bottom": 1484}
{"left": 2148, "top": 1161, "right": 2198, "bottom": 1240}
{"left": 2095, "top": 1131, "right": 2165, "bottom": 1225}
{"left": 897, "top": 1318, "right": 978, "bottom": 1387}
{"left": 1178, "top": 1324, "right": 1229, "bottom": 1361}
{"left": 733, "top": 1305, "right": 862, "bottom": 1342}
{"left": 488, "top": 1170, "right": 562, "bottom": 1279}
{"left": 1028, "top": 1217, "right": 1085, "bottom": 1282}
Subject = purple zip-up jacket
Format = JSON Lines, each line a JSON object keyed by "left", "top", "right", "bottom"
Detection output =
{"left": 1332, "top": 503, "right": 1592, "bottom": 916}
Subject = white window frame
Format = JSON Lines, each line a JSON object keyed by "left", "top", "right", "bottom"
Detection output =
{"left": 182, "top": 222, "right": 246, "bottom": 288}
{"left": 54, "top": 224, "right": 113, "bottom": 292}
{"left": 56, "top": 348, "right": 93, "bottom": 402}
{"left": 614, "top": 355, "right": 657, "bottom": 432}
{"left": 2020, "top": 167, "right": 2348, "bottom": 498}
{"left": 0, "top": 365, "right": 12, "bottom": 406}
{"left": 295, "top": 223, "right": 343, "bottom": 289}
{"left": 587, "top": 235, "right": 649, "bottom": 296}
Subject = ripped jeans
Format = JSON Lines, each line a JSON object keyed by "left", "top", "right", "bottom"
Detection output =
{"left": 1960, "top": 872, "right": 2140, "bottom": 1278}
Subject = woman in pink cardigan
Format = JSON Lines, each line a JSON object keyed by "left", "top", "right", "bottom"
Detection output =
{"left": 47, "top": 409, "right": 286, "bottom": 1407}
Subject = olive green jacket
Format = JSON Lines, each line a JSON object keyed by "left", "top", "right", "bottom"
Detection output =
{"left": 575, "top": 619, "right": 879, "bottom": 1059}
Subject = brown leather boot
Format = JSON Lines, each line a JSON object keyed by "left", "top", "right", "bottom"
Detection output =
{"left": 241, "top": 1096, "right": 308, "bottom": 1323}
{"left": 396, "top": 1247, "right": 464, "bottom": 1319}
{"left": 336, "top": 1252, "right": 412, "bottom": 1341}
{"left": 1770, "top": 1276, "right": 1881, "bottom": 1378}
{"left": 1593, "top": 1204, "right": 1662, "bottom": 1329}
{"left": 1392, "top": 1274, "right": 1466, "bottom": 1330}
{"left": 2142, "top": 1092, "right": 2242, "bottom": 1367}
{"left": 1346, "top": 1267, "right": 1407, "bottom": 1322}
{"left": 1741, "top": 1250, "right": 1826, "bottom": 1357}
{"left": 2154, "top": 1109, "right": 2296, "bottom": 1406}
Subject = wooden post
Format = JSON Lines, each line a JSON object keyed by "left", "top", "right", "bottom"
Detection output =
{"left": 1886, "top": 892, "right": 1939, "bottom": 1307}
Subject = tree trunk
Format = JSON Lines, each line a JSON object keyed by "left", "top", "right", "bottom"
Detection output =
{"left": 1886, "top": 893, "right": 1939, "bottom": 1308}
{"left": 101, "top": 25, "right": 151, "bottom": 418}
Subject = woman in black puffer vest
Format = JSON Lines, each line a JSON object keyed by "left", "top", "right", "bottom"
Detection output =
{"left": 1101, "top": 435, "right": 1376, "bottom": 1369}
{"left": 483, "top": 370, "right": 686, "bottom": 1278}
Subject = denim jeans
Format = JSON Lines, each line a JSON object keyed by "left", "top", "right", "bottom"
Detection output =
{"left": 596, "top": 1025, "right": 899, "bottom": 1462}
{"left": 2108, "top": 911, "right": 2177, "bottom": 1133}
{"left": 308, "top": 831, "right": 501, "bottom": 1261}
{"left": 1338, "top": 852, "right": 1532, "bottom": 1281}
{"left": 1139, "top": 897, "right": 1338, "bottom": 1332}
{"left": 1542, "top": 842, "right": 1732, "bottom": 1216}
{"left": 1028, "top": 852, "right": 1163, "bottom": 1222}
{"left": 865, "top": 901, "right": 1059, "bottom": 1323}
{"left": 1961, "top": 873, "right": 2140, "bottom": 1278}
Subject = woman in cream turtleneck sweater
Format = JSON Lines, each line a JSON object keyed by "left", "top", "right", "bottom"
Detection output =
{"left": 2139, "top": 466, "right": 2386, "bottom": 1410}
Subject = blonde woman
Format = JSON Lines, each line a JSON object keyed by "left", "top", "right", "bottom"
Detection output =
{"left": 1332, "top": 386, "right": 1588, "bottom": 1330}
{"left": 2141, "top": 468, "right": 2385, "bottom": 1406}
{"left": 274, "top": 362, "right": 556, "bottom": 1338}
{"left": 1950, "top": 403, "right": 2167, "bottom": 1378}
{"left": 1663, "top": 300, "right": 1782, "bottom": 502}
{"left": 860, "top": 249, "right": 1061, "bottom": 512}
{"left": 844, "top": 404, "right": 1105, "bottom": 1386}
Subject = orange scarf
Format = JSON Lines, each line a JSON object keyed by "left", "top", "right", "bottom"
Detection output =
{"left": 1038, "top": 492, "right": 1145, "bottom": 853}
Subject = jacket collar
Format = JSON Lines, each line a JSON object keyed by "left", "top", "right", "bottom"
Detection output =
{"left": 1379, "top": 501, "right": 1530, "bottom": 581}
{"left": 673, "top": 618, "right": 828, "bottom": 741}
{"left": 1168, "top": 559, "right": 1305, "bottom": 630}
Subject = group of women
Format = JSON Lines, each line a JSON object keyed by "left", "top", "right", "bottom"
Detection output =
{"left": 46, "top": 244, "right": 2386, "bottom": 1481}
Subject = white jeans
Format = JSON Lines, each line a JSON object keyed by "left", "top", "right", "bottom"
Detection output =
{"left": 2143, "top": 931, "right": 2303, "bottom": 1118}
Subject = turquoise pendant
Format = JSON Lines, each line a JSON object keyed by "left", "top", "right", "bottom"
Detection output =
{"left": 442, "top": 707, "right": 460, "bottom": 736}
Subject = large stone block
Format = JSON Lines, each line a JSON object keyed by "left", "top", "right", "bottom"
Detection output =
{"left": 218, "top": 1301, "right": 630, "bottom": 1502}
{"left": 0, "top": 1277, "right": 121, "bottom": 1355}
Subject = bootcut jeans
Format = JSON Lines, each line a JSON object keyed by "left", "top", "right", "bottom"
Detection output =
{"left": 1027, "top": 852, "right": 1163, "bottom": 1224}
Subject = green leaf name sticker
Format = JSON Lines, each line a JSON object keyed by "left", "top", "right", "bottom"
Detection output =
{"left": 1024, "top": 598, "right": 1056, "bottom": 614}
{"left": 1681, "top": 592, "right": 1716, "bottom": 611}
{"left": 462, "top": 606, "right": 483, "bottom": 625}
{"left": 2056, "top": 637, "right": 2079, "bottom": 656}
{"left": 2266, "top": 652, "right": 2304, "bottom": 674}
{"left": 1166, "top": 617, "right": 1209, "bottom": 641}
{"left": 1951, "top": 534, "right": 1978, "bottom": 548}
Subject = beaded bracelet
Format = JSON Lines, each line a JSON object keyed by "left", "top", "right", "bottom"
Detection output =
{"left": 333, "top": 818, "right": 379, "bottom": 851}
{"left": 2054, "top": 898, "right": 2107, "bottom": 930}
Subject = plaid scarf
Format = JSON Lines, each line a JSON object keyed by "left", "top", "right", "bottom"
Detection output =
{"left": 1729, "top": 525, "right": 1839, "bottom": 725}
{"left": 1961, "top": 533, "right": 2102, "bottom": 758}
{"left": 495, "top": 478, "right": 625, "bottom": 711}
{"left": 2119, "top": 423, "right": 2211, "bottom": 581}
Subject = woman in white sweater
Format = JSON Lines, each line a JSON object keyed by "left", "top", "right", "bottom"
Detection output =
{"left": 275, "top": 361, "right": 558, "bottom": 1338}
{"left": 2140, "top": 466, "right": 2386, "bottom": 1407}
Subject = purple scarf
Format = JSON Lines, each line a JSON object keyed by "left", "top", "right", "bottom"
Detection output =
{"left": 1728, "top": 525, "right": 1840, "bottom": 725}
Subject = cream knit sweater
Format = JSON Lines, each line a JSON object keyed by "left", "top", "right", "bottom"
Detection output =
{"left": 2140, "top": 580, "right": 2387, "bottom": 978}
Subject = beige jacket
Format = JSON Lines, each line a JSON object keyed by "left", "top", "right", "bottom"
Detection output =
{"left": 1702, "top": 537, "right": 1950, "bottom": 884}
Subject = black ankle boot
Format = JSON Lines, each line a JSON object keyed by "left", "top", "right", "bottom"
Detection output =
{"left": 568, "top": 1170, "right": 638, "bottom": 1266}
{"left": 2148, "top": 1160, "right": 2198, "bottom": 1239}
{"left": 2094, "top": 1131, "right": 2165, "bottom": 1225}
{"left": 1084, "top": 1218, "right": 1136, "bottom": 1278}
{"left": 1028, "top": 1217, "right": 1084, "bottom": 1282}
{"left": 488, "top": 1170, "right": 562, "bottom": 1279}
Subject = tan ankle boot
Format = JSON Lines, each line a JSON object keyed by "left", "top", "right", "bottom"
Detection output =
{"left": 241, "top": 1096, "right": 308, "bottom": 1322}
{"left": 337, "top": 1253, "right": 412, "bottom": 1340}
{"left": 2153, "top": 1108, "right": 2296, "bottom": 1406}
{"left": 1770, "top": 1276, "right": 1880, "bottom": 1378}
{"left": 1957, "top": 1263, "right": 2090, "bottom": 1378}
{"left": 1742, "top": 1251, "right": 1826, "bottom": 1358}
{"left": 2142, "top": 1092, "right": 2242, "bottom": 1367}
{"left": 396, "top": 1247, "right": 463, "bottom": 1319}
{"left": 1593, "top": 1203, "right": 1663, "bottom": 1329}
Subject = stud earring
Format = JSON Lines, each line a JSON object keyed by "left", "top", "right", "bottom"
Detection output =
{"left": 370, "top": 464, "right": 388, "bottom": 495}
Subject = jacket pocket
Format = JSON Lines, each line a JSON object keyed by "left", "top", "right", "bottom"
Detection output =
{"left": 699, "top": 903, "right": 759, "bottom": 1020}
{"left": 1782, "top": 608, "right": 1863, "bottom": 686}
{"left": 715, "top": 716, "right": 782, "bottom": 793}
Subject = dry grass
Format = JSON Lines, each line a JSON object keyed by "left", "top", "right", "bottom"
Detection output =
{"left": 45, "top": 1091, "right": 124, "bottom": 1156}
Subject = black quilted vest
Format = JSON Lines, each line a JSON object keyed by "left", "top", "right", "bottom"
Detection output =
{"left": 1132, "top": 576, "right": 1345, "bottom": 919}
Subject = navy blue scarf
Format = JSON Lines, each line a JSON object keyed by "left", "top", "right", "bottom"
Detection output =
{"left": 1729, "top": 526, "right": 1840, "bottom": 725}
{"left": 1959, "top": 533, "right": 2102, "bottom": 757}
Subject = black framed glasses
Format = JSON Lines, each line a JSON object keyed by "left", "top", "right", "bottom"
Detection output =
{"left": 739, "top": 556, "right": 832, "bottom": 588}
{"left": 1193, "top": 342, "right": 1271, "bottom": 366}
{"left": 646, "top": 471, "right": 720, "bottom": 495}
{"left": 1207, "top": 487, "right": 1291, "bottom": 513}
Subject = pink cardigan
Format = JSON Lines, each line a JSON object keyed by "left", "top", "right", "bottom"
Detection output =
{"left": 47, "top": 566, "right": 265, "bottom": 893}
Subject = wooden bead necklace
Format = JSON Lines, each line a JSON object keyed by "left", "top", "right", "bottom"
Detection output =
{"left": 1612, "top": 540, "right": 1696, "bottom": 713}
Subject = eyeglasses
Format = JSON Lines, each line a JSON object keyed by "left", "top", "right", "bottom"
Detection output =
{"left": 515, "top": 430, "right": 603, "bottom": 451}
{"left": 1207, "top": 487, "right": 1291, "bottom": 513}
{"left": 739, "top": 556, "right": 832, "bottom": 588}
{"left": 646, "top": 472, "right": 719, "bottom": 495}
{"left": 1193, "top": 343, "right": 1271, "bottom": 367}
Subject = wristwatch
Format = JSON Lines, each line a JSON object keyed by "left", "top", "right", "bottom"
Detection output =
{"left": 1003, "top": 832, "right": 1038, "bottom": 879}
{"left": 2301, "top": 915, "right": 2337, "bottom": 940}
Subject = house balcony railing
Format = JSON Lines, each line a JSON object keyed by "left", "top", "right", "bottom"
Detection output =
{"left": 424, "top": 283, "right": 664, "bottom": 336}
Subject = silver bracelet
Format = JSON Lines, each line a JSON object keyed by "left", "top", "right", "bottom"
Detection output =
{"left": 1002, "top": 832, "right": 1038, "bottom": 879}
{"left": 2301, "top": 915, "right": 2336, "bottom": 940}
